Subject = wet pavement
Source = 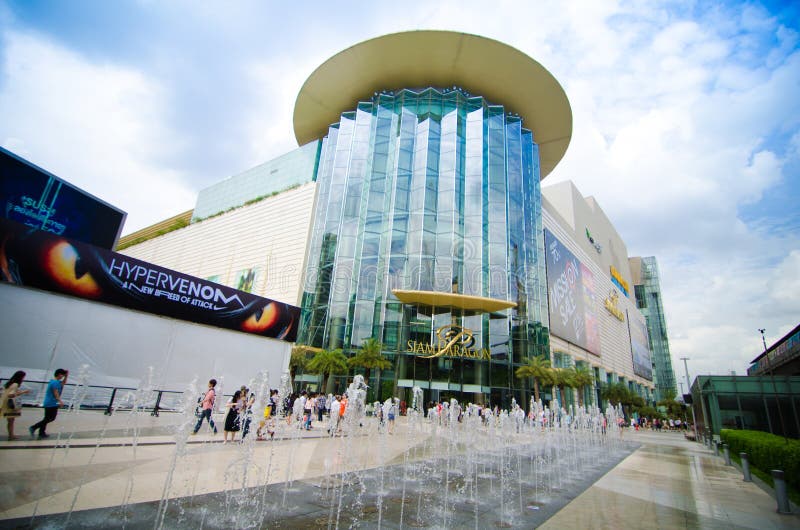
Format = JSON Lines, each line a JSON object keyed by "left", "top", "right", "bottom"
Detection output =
{"left": 539, "top": 430, "right": 799, "bottom": 529}
{"left": 0, "top": 411, "right": 797, "bottom": 528}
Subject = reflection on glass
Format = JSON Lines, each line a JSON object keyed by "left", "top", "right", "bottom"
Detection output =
{"left": 299, "top": 87, "right": 549, "bottom": 406}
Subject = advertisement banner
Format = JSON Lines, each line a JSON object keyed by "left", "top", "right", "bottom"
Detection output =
{"left": 0, "top": 218, "right": 299, "bottom": 341}
{"left": 544, "top": 229, "right": 601, "bottom": 355}
{"left": 1, "top": 147, "right": 126, "bottom": 249}
{"left": 627, "top": 309, "right": 653, "bottom": 380}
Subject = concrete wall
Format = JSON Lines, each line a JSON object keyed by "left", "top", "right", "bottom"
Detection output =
{"left": 120, "top": 182, "right": 316, "bottom": 306}
{"left": 0, "top": 283, "right": 290, "bottom": 392}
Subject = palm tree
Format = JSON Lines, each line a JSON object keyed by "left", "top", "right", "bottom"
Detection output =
{"left": 515, "top": 355, "right": 554, "bottom": 403}
{"left": 551, "top": 367, "right": 575, "bottom": 406}
{"left": 600, "top": 382, "right": 628, "bottom": 407}
{"left": 289, "top": 345, "right": 319, "bottom": 381}
{"left": 601, "top": 382, "right": 643, "bottom": 416}
{"left": 347, "top": 338, "right": 391, "bottom": 400}
{"left": 306, "top": 348, "right": 348, "bottom": 393}
{"left": 570, "top": 365, "right": 595, "bottom": 408}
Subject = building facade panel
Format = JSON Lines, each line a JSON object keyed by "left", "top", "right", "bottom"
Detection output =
{"left": 630, "top": 256, "right": 677, "bottom": 400}
{"left": 542, "top": 187, "right": 654, "bottom": 400}
{"left": 120, "top": 183, "right": 316, "bottom": 306}
{"left": 192, "top": 141, "right": 320, "bottom": 221}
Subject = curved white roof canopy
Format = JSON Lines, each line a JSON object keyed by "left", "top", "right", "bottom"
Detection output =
{"left": 293, "top": 30, "right": 572, "bottom": 179}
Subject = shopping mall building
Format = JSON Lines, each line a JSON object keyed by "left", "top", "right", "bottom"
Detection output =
{"left": 119, "top": 31, "right": 675, "bottom": 407}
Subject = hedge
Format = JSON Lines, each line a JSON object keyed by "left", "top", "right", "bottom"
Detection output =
{"left": 720, "top": 429, "right": 800, "bottom": 491}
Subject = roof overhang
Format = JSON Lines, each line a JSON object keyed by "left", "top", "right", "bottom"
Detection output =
{"left": 294, "top": 30, "right": 572, "bottom": 179}
{"left": 392, "top": 289, "right": 516, "bottom": 315}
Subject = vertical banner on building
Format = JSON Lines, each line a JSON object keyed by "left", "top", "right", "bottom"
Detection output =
{"left": 544, "top": 229, "right": 601, "bottom": 355}
{"left": 0, "top": 218, "right": 299, "bottom": 341}
{"left": 627, "top": 309, "right": 653, "bottom": 380}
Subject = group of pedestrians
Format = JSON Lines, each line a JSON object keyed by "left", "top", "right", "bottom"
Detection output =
{"left": 286, "top": 391, "right": 331, "bottom": 430}
{"left": 283, "top": 391, "right": 351, "bottom": 435}
{"left": 192, "top": 379, "right": 281, "bottom": 442}
{"left": 629, "top": 416, "right": 687, "bottom": 431}
{"left": 1, "top": 368, "right": 68, "bottom": 441}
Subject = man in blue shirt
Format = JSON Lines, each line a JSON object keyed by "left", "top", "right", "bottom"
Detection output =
{"left": 29, "top": 368, "right": 68, "bottom": 439}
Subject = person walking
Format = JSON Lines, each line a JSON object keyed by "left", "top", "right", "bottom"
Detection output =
{"left": 223, "top": 390, "right": 244, "bottom": 443}
{"left": 30, "top": 368, "right": 68, "bottom": 439}
{"left": 387, "top": 398, "right": 398, "bottom": 434}
{"left": 316, "top": 393, "right": 326, "bottom": 423}
{"left": 241, "top": 388, "right": 256, "bottom": 440}
{"left": 328, "top": 395, "right": 341, "bottom": 435}
{"left": 304, "top": 393, "right": 315, "bottom": 430}
{"left": 192, "top": 379, "right": 218, "bottom": 435}
{"left": 2, "top": 371, "right": 31, "bottom": 440}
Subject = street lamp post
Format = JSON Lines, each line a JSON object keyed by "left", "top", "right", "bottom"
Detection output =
{"left": 681, "top": 357, "right": 699, "bottom": 442}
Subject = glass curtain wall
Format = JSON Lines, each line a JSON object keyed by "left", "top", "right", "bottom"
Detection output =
{"left": 299, "top": 87, "right": 549, "bottom": 407}
{"left": 634, "top": 257, "right": 677, "bottom": 400}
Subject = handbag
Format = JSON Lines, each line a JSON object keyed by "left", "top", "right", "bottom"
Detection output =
{"left": 6, "top": 397, "right": 20, "bottom": 417}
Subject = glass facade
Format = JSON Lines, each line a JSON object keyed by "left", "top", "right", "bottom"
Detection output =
{"left": 192, "top": 140, "right": 321, "bottom": 221}
{"left": 634, "top": 256, "right": 677, "bottom": 400}
{"left": 692, "top": 375, "right": 800, "bottom": 438}
{"left": 298, "top": 87, "right": 550, "bottom": 406}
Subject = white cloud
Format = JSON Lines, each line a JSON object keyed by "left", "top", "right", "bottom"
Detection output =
{"left": 241, "top": 57, "right": 312, "bottom": 169}
{"left": 0, "top": 31, "right": 195, "bottom": 234}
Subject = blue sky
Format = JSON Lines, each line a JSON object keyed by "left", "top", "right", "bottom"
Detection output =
{"left": 1, "top": 0, "right": 798, "bottom": 380}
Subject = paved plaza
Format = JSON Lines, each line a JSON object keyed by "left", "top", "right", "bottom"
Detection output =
{"left": 0, "top": 410, "right": 796, "bottom": 529}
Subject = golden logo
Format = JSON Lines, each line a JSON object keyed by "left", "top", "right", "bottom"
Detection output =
{"left": 407, "top": 324, "right": 491, "bottom": 360}
{"left": 604, "top": 290, "right": 625, "bottom": 321}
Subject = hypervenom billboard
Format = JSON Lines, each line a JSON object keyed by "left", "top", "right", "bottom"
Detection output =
{"left": 627, "top": 310, "right": 653, "bottom": 380}
{"left": 1, "top": 147, "right": 126, "bottom": 249}
{"left": 544, "top": 229, "right": 601, "bottom": 355}
{"left": 0, "top": 218, "right": 299, "bottom": 341}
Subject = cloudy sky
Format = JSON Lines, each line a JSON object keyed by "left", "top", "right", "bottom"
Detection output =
{"left": 1, "top": 1, "right": 798, "bottom": 380}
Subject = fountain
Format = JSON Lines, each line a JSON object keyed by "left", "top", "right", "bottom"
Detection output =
{"left": 12, "top": 371, "right": 639, "bottom": 529}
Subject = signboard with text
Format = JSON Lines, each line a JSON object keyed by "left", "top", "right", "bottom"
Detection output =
{"left": 628, "top": 309, "right": 653, "bottom": 380}
{"left": 0, "top": 218, "right": 299, "bottom": 341}
{"left": 1, "top": 147, "right": 126, "bottom": 250}
{"left": 544, "top": 229, "right": 601, "bottom": 355}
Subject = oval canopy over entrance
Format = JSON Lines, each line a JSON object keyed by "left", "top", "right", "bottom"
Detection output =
{"left": 392, "top": 289, "right": 517, "bottom": 316}
{"left": 293, "top": 30, "right": 572, "bottom": 179}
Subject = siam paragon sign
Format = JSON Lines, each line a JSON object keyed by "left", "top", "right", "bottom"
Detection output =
{"left": 407, "top": 324, "right": 491, "bottom": 361}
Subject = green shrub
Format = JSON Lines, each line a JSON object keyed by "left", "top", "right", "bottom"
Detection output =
{"left": 720, "top": 429, "right": 800, "bottom": 491}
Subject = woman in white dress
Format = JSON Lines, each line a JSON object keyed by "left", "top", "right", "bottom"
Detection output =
{"left": 1, "top": 371, "right": 31, "bottom": 440}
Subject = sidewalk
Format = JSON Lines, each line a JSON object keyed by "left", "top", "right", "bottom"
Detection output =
{"left": 540, "top": 429, "right": 798, "bottom": 529}
{"left": 0, "top": 407, "right": 331, "bottom": 448}
{"left": 0, "top": 412, "right": 797, "bottom": 528}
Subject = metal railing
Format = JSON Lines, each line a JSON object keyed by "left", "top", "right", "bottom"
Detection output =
{"left": 0, "top": 379, "right": 234, "bottom": 417}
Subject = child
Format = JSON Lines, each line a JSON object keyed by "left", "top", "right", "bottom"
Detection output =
{"left": 257, "top": 401, "right": 275, "bottom": 440}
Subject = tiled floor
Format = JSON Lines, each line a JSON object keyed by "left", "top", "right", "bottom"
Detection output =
{"left": 539, "top": 431, "right": 798, "bottom": 529}
{"left": 0, "top": 412, "right": 797, "bottom": 528}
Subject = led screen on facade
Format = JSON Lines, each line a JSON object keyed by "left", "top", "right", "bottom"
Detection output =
{"left": 0, "top": 147, "right": 126, "bottom": 250}
{"left": 627, "top": 309, "right": 653, "bottom": 380}
{"left": 544, "top": 229, "right": 601, "bottom": 355}
{"left": 0, "top": 218, "right": 299, "bottom": 342}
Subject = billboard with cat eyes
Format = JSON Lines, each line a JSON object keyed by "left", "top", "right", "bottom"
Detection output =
{"left": 0, "top": 217, "right": 299, "bottom": 342}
